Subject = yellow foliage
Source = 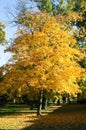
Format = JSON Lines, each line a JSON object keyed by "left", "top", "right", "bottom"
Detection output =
{"left": 1, "top": 12, "right": 85, "bottom": 97}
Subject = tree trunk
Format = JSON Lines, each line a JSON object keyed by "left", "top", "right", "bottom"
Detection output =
{"left": 42, "top": 96, "right": 48, "bottom": 110}
{"left": 37, "top": 89, "right": 43, "bottom": 115}
{"left": 13, "top": 98, "right": 16, "bottom": 104}
{"left": 30, "top": 100, "right": 34, "bottom": 110}
{"left": 44, "top": 98, "right": 48, "bottom": 110}
{"left": 42, "top": 93, "right": 45, "bottom": 110}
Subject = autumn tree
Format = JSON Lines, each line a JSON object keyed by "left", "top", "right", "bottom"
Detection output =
{"left": 0, "top": 21, "right": 6, "bottom": 100}
{"left": 0, "top": 0, "right": 85, "bottom": 113}
{"left": 0, "top": 22, "right": 6, "bottom": 44}
{"left": 1, "top": 10, "right": 84, "bottom": 114}
{"left": 36, "top": 0, "right": 86, "bottom": 98}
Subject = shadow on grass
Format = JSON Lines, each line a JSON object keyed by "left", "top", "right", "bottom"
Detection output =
{"left": 0, "top": 103, "right": 37, "bottom": 117}
{"left": 20, "top": 104, "right": 86, "bottom": 130}
{"left": 0, "top": 103, "right": 56, "bottom": 117}
{"left": 0, "top": 104, "right": 86, "bottom": 129}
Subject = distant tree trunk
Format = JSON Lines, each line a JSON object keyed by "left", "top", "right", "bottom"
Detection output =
{"left": 42, "top": 97, "right": 45, "bottom": 110}
{"left": 44, "top": 98, "right": 48, "bottom": 110}
{"left": 30, "top": 100, "right": 34, "bottom": 110}
{"left": 13, "top": 98, "right": 16, "bottom": 103}
{"left": 68, "top": 97, "right": 71, "bottom": 104}
{"left": 42, "top": 90, "right": 48, "bottom": 110}
{"left": 66, "top": 94, "right": 71, "bottom": 104}
{"left": 77, "top": 93, "right": 80, "bottom": 103}
{"left": 42, "top": 96, "right": 48, "bottom": 110}
{"left": 37, "top": 89, "right": 43, "bottom": 115}
{"left": 57, "top": 98, "right": 60, "bottom": 105}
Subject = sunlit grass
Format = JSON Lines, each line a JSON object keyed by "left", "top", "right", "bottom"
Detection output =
{"left": 0, "top": 104, "right": 86, "bottom": 129}
{"left": 0, "top": 104, "right": 60, "bottom": 129}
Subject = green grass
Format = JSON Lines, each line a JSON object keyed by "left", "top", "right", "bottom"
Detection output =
{"left": 0, "top": 103, "right": 37, "bottom": 116}
{"left": 0, "top": 104, "right": 86, "bottom": 129}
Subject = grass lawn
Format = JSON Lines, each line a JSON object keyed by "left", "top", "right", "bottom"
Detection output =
{"left": 0, "top": 104, "right": 86, "bottom": 129}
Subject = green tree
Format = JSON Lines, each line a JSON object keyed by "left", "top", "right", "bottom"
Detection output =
{"left": 75, "top": 0, "right": 86, "bottom": 43}
{"left": 35, "top": 0, "right": 78, "bottom": 14}
{"left": 39, "top": 0, "right": 53, "bottom": 13}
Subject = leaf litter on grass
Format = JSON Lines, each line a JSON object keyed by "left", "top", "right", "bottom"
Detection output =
{"left": 0, "top": 104, "right": 86, "bottom": 130}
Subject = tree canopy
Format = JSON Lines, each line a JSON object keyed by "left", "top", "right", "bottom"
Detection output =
{"left": 1, "top": 12, "right": 84, "bottom": 97}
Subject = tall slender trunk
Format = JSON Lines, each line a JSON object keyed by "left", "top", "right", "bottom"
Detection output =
{"left": 37, "top": 89, "right": 43, "bottom": 115}
{"left": 44, "top": 98, "right": 48, "bottom": 110}
{"left": 13, "top": 98, "right": 16, "bottom": 104}
{"left": 42, "top": 95, "right": 48, "bottom": 110}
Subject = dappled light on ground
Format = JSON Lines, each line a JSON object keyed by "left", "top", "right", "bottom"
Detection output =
{"left": 0, "top": 113, "right": 37, "bottom": 129}
{"left": 22, "top": 104, "right": 86, "bottom": 130}
{"left": 0, "top": 104, "right": 59, "bottom": 129}
{"left": 0, "top": 104, "right": 86, "bottom": 129}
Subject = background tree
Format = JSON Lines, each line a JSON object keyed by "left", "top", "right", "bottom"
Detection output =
{"left": 0, "top": 22, "right": 6, "bottom": 44}
{"left": 0, "top": 23, "right": 6, "bottom": 93}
